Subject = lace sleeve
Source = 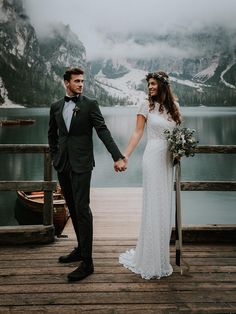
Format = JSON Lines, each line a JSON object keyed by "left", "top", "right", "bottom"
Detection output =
{"left": 137, "top": 102, "right": 149, "bottom": 119}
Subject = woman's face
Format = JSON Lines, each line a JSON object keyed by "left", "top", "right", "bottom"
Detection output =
{"left": 148, "top": 78, "right": 158, "bottom": 97}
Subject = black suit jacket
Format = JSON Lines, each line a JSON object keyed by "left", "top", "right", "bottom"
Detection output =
{"left": 48, "top": 95, "right": 124, "bottom": 173}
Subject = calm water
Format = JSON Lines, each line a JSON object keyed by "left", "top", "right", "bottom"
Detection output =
{"left": 0, "top": 106, "right": 236, "bottom": 226}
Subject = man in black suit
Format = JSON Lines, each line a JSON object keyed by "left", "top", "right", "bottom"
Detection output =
{"left": 48, "top": 68, "right": 126, "bottom": 281}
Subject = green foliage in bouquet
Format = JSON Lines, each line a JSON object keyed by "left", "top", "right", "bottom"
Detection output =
{"left": 164, "top": 127, "right": 198, "bottom": 165}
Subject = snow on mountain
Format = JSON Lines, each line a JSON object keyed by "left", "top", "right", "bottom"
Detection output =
{"left": 0, "top": 77, "right": 24, "bottom": 107}
{"left": 10, "top": 32, "right": 25, "bottom": 57}
{"left": 193, "top": 57, "right": 219, "bottom": 82}
{"left": 95, "top": 61, "right": 211, "bottom": 105}
{"left": 220, "top": 63, "right": 236, "bottom": 89}
{"left": 91, "top": 26, "right": 236, "bottom": 106}
{"left": 170, "top": 76, "right": 210, "bottom": 92}
{"left": 95, "top": 67, "right": 147, "bottom": 106}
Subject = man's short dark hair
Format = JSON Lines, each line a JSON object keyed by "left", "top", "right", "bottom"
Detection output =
{"left": 63, "top": 68, "right": 84, "bottom": 81}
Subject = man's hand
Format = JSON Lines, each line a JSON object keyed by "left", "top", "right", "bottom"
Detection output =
{"left": 114, "top": 158, "right": 127, "bottom": 172}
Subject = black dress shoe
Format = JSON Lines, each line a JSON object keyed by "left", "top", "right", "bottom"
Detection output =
{"left": 58, "top": 247, "right": 82, "bottom": 263}
{"left": 67, "top": 261, "right": 94, "bottom": 282}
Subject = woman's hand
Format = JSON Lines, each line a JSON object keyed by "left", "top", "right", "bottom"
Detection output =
{"left": 123, "top": 155, "right": 128, "bottom": 168}
{"left": 114, "top": 158, "right": 127, "bottom": 172}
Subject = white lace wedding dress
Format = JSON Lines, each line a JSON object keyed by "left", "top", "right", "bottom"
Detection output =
{"left": 119, "top": 101, "right": 176, "bottom": 279}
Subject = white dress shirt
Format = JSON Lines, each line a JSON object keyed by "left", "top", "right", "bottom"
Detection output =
{"left": 62, "top": 96, "right": 76, "bottom": 131}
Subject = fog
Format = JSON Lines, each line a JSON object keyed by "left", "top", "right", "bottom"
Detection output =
{"left": 23, "top": 0, "right": 236, "bottom": 60}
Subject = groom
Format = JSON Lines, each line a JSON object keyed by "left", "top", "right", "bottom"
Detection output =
{"left": 48, "top": 67, "right": 126, "bottom": 281}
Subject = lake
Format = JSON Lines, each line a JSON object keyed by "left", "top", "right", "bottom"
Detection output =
{"left": 0, "top": 106, "right": 235, "bottom": 226}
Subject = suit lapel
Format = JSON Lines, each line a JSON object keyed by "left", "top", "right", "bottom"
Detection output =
{"left": 58, "top": 99, "right": 69, "bottom": 134}
{"left": 69, "top": 95, "right": 83, "bottom": 133}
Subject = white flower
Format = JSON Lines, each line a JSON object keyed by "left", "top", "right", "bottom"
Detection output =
{"left": 163, "top": 126, "right": 198, "bottom": 165}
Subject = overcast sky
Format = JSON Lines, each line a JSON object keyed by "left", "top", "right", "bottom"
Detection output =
{"left": 23, "top": 0, "right": 236, "bottom": 60}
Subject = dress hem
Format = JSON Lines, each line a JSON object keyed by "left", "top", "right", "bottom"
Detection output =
{"left": 119, "top": 250, "right": 173, "bottom": 280}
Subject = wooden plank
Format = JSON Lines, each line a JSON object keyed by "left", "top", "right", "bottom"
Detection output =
{"left": 1, "top": 272, "right": 236, "bottom": 285}
{"left": 0, "top": 181, "right": 57, "bottom": 191}
{"left": 0, "top": 225, "right": 55, "bottom": 245}
{"left": 64, "top": 218, "right": 236, "bottom": 243}
{"left": 0, "top": 303, "right": 236, "bottom": 314}
{"left": 1, "top": 144, "right": 235, "bottom": 154}
{"left": 43, "top": 152, "right": 53, "bottom": 225}
{"left": 4, "top": 239, "right": 227, "bottom": 248}
{"left": 0, "top": 249, "right": 235, "bottom": 258}
{"left": 44, "top": 152, "right": 52, "bottom": 182}
{"left": 0, "top": 282, "right": 235, "bottom": 294}
{"left": 0, "top": 291, "right": 236, "bottom": 306}
{"left": 0, "top": 265, "right": 236, "bottom": 276}
{"left": 171, "top": 225, "right": 236, "bottom": 243}
{"left": 0, "top": 243, "right": 236, "bottom": 255}
{"left": 195, "top": 145, "right": 236, "bottom": 154}
{"left": 0, "top": 259, "right": 235, "bottom": 269}
{"left": 87, "top": 188, "right": 142, "bottom": 240}
{"left": 0, "top": 225, "right": 54, "bottom": 233}
{"left": 177, "top": 181, "right": 236, "bottom": 191}
{"left": 43, "top": 191, "right": 53, "bottom": 226}
{"left": 0, "top": 144, "right": 49, "bottom": 154}
{"left": 0, "top": 256, "right": 235, "bottom": 268}
{"left": 1, "top": 245, "right": 236, "bottom": 256}
{"left": 0, "top": 304, "right": 181, "bottom": 314}
{"left": 0, "top": 249, "right": 235, "bottom": 259}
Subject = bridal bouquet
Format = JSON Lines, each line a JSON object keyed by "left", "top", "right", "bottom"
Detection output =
{"left": 164, "top": 127, "right": 198, "bottom": 165}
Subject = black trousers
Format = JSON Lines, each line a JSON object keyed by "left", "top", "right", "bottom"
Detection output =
{"left": 57, "top": 161, "right": 93, "bottom": 261}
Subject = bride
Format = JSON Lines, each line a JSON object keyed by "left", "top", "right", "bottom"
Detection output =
{"left": 118, "top": 71, "right": 182, "bottom": 279}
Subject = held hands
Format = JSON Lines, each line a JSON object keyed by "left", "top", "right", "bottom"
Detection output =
{"left": 114, "top": 156, "right": 128, "bottom": 172}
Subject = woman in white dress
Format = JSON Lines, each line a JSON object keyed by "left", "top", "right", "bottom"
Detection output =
{"left": 119, "top": 71, "right": 182, "bottom": 279}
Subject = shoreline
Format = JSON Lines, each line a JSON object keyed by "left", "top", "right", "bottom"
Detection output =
{"left": 0, "top": 104, "right": 25, "bottom": 108}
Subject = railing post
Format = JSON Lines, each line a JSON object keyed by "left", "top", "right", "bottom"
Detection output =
{"left": 43, "top": 150, "right": 53, "bottom": 226}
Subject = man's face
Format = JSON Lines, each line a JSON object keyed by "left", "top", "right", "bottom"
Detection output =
{"left": 65, "top": 74, "right": 84, "bottom": 96}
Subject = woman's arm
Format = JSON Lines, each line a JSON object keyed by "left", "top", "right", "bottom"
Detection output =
{"left": 124, "top": 114, "right": 146, "bottom": 159}
{"left": 114, "top": 114, "right": 146, "bottom": 172}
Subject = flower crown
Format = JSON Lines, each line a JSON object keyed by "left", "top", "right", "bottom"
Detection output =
{"left": 146, "top": 72, "right": 170, "bottom": 85}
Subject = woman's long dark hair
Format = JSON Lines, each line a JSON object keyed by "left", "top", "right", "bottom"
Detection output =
{"left": 146, "top": 71, "right": 182, "bottom": 125}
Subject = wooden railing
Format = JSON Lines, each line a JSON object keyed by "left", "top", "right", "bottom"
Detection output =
{"left": 0, "top": 144, "right": 57, "bottom": 244}
{"left": 172, "top": 144, "right": 236, "bottom": 243}
{"left": 0, "top": 144, "right": 235, "bottom": 244}
{"left": 175, "top": 145, "right": 236, "bottom": 191}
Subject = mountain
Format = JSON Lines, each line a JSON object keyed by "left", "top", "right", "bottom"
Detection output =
{"left": 92, "top": 29, "right": 236, "bottom": 106}
{"left": 0, "top": 0, "right": 235, "bottom": 107}
{"left": 0, "top": 0, "right": 112, "bottom": 107}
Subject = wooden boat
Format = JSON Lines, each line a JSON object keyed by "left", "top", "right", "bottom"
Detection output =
{"left": 17, "top": 189, "right": 69, "bottom": 236}
{"left": 0, "top": 119, "right": 35, "bottom": 126}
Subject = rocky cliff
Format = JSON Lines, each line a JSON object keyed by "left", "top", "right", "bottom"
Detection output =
{"left": 0, "top": 0, "right": 111, "bottom": 107}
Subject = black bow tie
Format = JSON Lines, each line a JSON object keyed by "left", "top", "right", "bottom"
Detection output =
{"left": 64, "top": 95, "right": 79, "bottom": 103}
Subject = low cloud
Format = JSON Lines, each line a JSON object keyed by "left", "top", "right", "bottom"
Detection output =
{"left": 86, "top": 36, "right": 200, "bottom": 60}
{"left": 23, "top": 0, "right": 236, "bottom": 60}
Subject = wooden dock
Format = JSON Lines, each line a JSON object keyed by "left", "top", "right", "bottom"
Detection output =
{"left": 0, "top": 188, "right": 236, "bottom": 313}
